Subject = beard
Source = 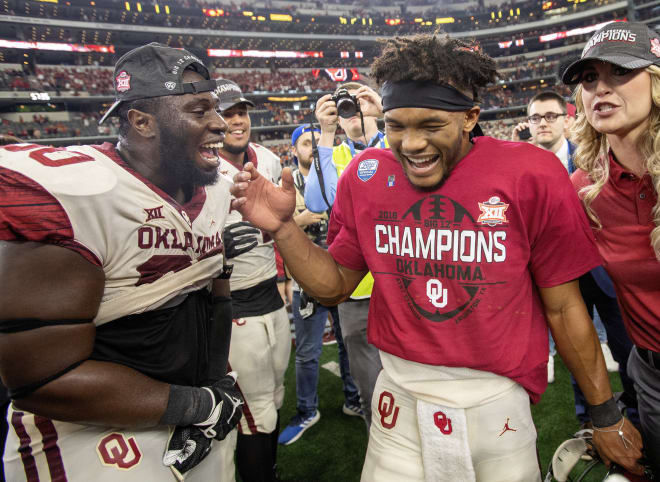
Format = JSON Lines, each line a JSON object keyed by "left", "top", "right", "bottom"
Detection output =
{"left": 221, "top": 137, "right": 250, "bottom": 156}
{"left": 159, "top": 123, "right": 218, "bottom": 189}
{"left": 298, "top": 157, "right": 313, "bottom": 170}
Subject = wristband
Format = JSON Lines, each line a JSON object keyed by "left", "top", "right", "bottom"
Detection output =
{"left": 159, "top": 385, "right": 213, "bottom": 426}
{"left": 588, "top": 397, "right": 622, "bottom": 428}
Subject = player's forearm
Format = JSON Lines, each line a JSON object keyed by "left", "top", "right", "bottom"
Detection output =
{"left": 548, "top": 305, "right": 613, "bottom": 405}
{"left": 14, "top": 360, "right": 170, "bottom": 428}
{"left": 272, "top": 220, "right": 350, "bottom": 304}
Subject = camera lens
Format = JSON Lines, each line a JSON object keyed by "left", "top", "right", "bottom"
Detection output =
{"left": 336, "top": 97, "right": 357, "bottom": 118}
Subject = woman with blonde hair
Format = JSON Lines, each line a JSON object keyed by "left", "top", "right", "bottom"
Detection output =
{"left": 563, "top": 20, "right": 660, "bottom": 477}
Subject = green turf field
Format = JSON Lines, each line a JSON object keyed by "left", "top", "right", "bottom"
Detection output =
{"left": 265, "top": 343, "right": 622, "bottom": 482}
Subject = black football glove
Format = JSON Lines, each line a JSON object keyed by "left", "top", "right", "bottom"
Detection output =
{"left": 194, "top": 371, "right": 244, "bottom": 441}
{"left": 163, "top": 425, "right": 212, "bottom": 481}
{"left": 223, "top": 221, "right": 260, "bottom": 259}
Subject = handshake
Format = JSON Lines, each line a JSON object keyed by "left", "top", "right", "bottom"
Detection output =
{"left": 163, "top": 372, "right": 244, "bottom": 479}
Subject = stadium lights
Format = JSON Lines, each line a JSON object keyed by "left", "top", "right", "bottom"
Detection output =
{"left": 267, "top": 96, "right": 309, "bottom": 102}
{"left": 0, "top": 40, "right": 114, "bottom": 53}
{"left": 270, "top": 14, "right": 292, "bottom": 22}
{"left": 207, "top": 49, "right": 323, "bottom": 58}
{"left": 538, "top": 19, "right": 622, "bottom": 42}
{"left": 203, "top": 8, "right": 225, "bottom": 17}
{"left": 436, "top": 18, "right": 454, "bottom": 24}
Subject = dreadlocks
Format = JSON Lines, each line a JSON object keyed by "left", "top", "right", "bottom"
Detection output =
{"left": 370, "top": 33, "right": 497, "bottom": 101}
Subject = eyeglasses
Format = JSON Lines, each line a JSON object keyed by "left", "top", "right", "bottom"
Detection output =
{"left": 527, "top": 113, "right": 566, "bottom": 124}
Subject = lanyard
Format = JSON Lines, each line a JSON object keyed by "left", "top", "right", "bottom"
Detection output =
{"left": 347, "top": 133, "right": 385, "bottom": 157}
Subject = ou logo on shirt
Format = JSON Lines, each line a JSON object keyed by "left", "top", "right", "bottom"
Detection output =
{"left": 96, "top": 433, "right": 142, "bottom": 470}
{"left": 427, "top": 280, "right": 448, "bottom": 308}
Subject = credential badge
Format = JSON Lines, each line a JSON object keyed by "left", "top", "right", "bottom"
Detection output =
{"left": 357, "top": 159, "right": 379, "bottom": 182}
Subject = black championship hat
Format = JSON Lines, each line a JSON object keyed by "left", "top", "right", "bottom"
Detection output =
{"left": 562, "top": 21, "right": 660, "bottom": 84}
{"left": 214, "top": 78, "right": 255, "bottom": 112}
{"left": 99, "top": 42, "right": 217, "bottom": 123}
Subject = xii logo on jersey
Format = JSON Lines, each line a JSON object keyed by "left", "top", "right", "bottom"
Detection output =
{"left": 97, "top": 433, "right": 142, "bottom": 470}
{"left": 478, "top": 196, "right": 509, "bottom": 227}
{"left": 144, "top": 205, "right": 165, "bottom": 222}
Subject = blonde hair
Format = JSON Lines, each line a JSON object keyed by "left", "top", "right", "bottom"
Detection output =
{"left": 571, "top": 64, "right": 660, "bottom": 260}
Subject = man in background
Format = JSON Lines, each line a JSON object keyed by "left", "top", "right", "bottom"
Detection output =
{"left": 215, "top": 79, "right": 292, "bottom": 481}
{"left": 512, "top": 90, "right": 637, "bottom": 430}
{"left": 305, "top": 83, "right": 387, "bottom": 427}
{"left": 277, "top": 124, "right": 362, "bottom": 446}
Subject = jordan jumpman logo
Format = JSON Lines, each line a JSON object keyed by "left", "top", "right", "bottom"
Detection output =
{"left": 499, "top": 418, "right": 517, "bottom": 436}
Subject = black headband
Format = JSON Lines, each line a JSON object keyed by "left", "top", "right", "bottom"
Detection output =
{"left": 381, "top": 81, "right": 475, "bottom": 112}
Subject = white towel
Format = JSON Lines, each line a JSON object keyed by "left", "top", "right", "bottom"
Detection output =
{"left": 416, "top": 399, "right": 476, "bottom": 482}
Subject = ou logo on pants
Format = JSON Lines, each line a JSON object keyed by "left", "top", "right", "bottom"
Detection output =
{"left": 378, "top": 391, "right": 400, "bottom": 429}
{"left": 97, "top": 433, "right": 142, "bottom": 470}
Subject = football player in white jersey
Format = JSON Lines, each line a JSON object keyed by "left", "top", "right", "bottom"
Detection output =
{"left": 0, "top": 44, "right": 244, "bottom": 481}
{"left": 213, "top": 79, "right": 292, "bottom": 482}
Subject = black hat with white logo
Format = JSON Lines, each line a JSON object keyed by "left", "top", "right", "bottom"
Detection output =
{"left": 214, "top": 78, "right": 255, "bottom": 112}
{"left": 99, "top": 42, "right": 217, "bottom": 124}
{"left": 562, "top": 21, "right": 660, "bottom": 84}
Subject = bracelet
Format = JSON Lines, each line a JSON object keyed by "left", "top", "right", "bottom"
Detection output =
{"left": 593, "top": 418, "right": 632, "bottom": 449}
{"left": 588, "top": 397, "right": 622, "bottom": 428}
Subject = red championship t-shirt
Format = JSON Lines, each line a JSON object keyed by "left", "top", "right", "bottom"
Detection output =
{"left": 328, "top": 136, "right": 601, "bottom": 401}
{"left": 572, "top": 153, "right": 660, "bottom": 352}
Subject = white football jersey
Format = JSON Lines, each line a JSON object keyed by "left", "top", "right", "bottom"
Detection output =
{"left": 0, "top": 143, "right": 232, "bottom": 325}
{"left": 219, "top": 143, "right": 281, "bottom": 291}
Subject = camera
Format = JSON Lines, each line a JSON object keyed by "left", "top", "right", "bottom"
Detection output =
{"left": 306, "top": 220, "right": 328, "bottom": 248}
{"left": 331, "top": 89, "right": 360, "bottom": 119}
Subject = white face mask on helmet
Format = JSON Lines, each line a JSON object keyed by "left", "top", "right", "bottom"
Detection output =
{"left": 544, "top": 434, "right": 634, "bottom": 482}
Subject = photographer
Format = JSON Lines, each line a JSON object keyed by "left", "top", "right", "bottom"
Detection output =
{"left": 303, "top": 82, "right": 387, "bottom": 429}
{"left": 306, "top": 82, "right": 387, "bottom": 212}
{"left": 276, "top": 125, "right": 362, "bottom": 446}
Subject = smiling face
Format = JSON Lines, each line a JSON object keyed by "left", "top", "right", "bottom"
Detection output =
{"left": 528, "top": 99, "right": 568, "bottom": 152}
{"left": 219, "top": 103, "right": 251, "bottom": 156}
{"left": 158, "top": 69, "right": 227, "bottom": 187}
{"left": 385, "top": 106, "right": 479, "bottom": 190}
{"left": 579, "top": 61, "right": 653, "bottom": 141}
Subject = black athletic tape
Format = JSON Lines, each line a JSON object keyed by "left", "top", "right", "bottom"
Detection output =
{"left": 9, "top": 359, "right": 85, "bottom": 399}
{"left": 588, "top": 397, "right": 623, "bottom": 428}
{"left": 381, "top": 80, "right": 475, "bottom": 113}
{"left": 159, "top": 385, "right": 212, "bottom": 426}
{"left": 0, "top": 318, "right": 92, "bottom": 334}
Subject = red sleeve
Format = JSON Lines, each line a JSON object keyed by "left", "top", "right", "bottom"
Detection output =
{"left": 524, "top": 156, "right": 601, "bottom": 287}
{"left": 0, "top": 166, "right": 101, "bottom": 266}
{"left": 327, "top": 160, "right": 368, "bottom": 272}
